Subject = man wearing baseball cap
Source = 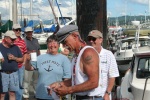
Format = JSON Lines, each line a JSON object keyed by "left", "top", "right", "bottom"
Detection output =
{"left": 0, "top": 30, "right": 23, "bottom": 100}
{"left": 87, "top": 30, "right": 119, "bottom": 100}
{"left": 48, "top": 25, "right": 102, "bottom": 100}
{"left": 12, "top": 24, "right": 28, "bottom": 100}
{"left": 23, "top": 26, "right": 40, "bottom": 100}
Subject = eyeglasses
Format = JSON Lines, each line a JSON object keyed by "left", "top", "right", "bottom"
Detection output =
{"left": 87, "top": 37, "right": 97, "bottom": 42}
{"left": 14, "top": 29, "right": 21, "bottom": 32}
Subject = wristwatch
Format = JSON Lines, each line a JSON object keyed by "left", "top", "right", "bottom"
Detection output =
{"left": 106, "top": 91, "right": 111, "bottom": 95}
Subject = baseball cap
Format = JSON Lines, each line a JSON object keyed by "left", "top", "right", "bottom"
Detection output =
{"left": 25, "top": 27, "right": 33, "bottom": 32}
{"left": 56, "top": 25, "right": 78, "bottom": 43}
{"left": 88, "top": 30, "right": 103, "bottom": 38}
{"left": 5, "top": 30, "right": 17, "bottom": 39}
{"left": 13, "top": 24, "right": 21, "bottom": 29}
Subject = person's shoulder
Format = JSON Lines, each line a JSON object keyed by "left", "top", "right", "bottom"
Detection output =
{"left": 103, "top": 48, "right": 113, "bottom": 54}
{"left": 58, "top": 53, "right": 68, "bottom": 58}
{"left": 83, "top": 46, "right": 96, "bottom": 53}
{"left": 37, "top": 54, "right": 48, "bottom": 59}
{"left": 13, "top": 44, "right": 20, "bottom": 49}
{"left": 82, "top": 46, "right": 98, "bottom": 57}
{"left": 23, "top": 37, "right": 27, "bottom": 40}
{"left": 33, "top": 37, "right": 38, "bottom": 41}
{"left": 19, "top": 38, "right": 26, "bottom": 44}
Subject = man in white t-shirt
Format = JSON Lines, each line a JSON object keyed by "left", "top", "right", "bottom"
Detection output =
{"left": 87, "top": 30, "right": 119, "bottom": 100}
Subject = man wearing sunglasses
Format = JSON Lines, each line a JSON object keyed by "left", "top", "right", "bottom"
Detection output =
{"left": 48, "top": 25, "right": 102, "bottom": 100}
{"left": 12, "top": 24, "right": 28, "bottom": 100}
{"left": 87, "top": 30, "right": 119, "bottom": 100}
{"left": 0, "top": 30, "right": 23, "bottom": 100}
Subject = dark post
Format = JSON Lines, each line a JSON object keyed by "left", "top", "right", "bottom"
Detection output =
{"left": 76, "top": 0, "right": 108, "bottom": 48}
{"left": 0, "top": 13, "right": 1, "bottom": 38}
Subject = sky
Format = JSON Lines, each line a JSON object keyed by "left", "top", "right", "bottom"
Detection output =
{"left": 0, "top": 0, "right": 150, "bottom": 21}
{"left": 108, "top": 0, "right": 150, "bottom": 17}
{"left": 0, "top": 0, "right": 76, "bottom": 21}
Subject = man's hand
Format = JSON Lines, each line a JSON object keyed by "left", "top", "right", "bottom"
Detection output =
{"left": 7, "top": 53, "right": 16, "bottom": 61}
{"left": 103, "top": 93, "right": 110, "bottom": 100}
{"left": 55, "top": 85, "right": 70, "bottom": 96}
{"left": 48, "top": 82, "right": 62, "bottom": 95}
{"left": 26, "top": 53, "right": 31, "bottom": 61}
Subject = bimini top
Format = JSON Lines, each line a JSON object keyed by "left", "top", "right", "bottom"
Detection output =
{"left": 134, "top": 50, "right": 150, "bottom": 57}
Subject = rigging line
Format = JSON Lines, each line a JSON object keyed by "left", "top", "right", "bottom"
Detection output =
{"left": 55, "top": 0, "right": 66, "bottom": 25}
{"left": 48, "top": 0, "right": 60, "bottom": 28}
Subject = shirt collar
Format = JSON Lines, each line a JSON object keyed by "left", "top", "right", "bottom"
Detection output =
{"left": 99, "top": 46, "right": 105, "bottom": 56}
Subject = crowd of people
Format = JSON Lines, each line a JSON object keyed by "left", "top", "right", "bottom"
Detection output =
{"left": 0, "top": 24, "right": 119, "bottom": 100}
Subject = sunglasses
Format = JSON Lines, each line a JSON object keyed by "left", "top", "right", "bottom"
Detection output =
{"left": 11, "top": 38, "right": 16, "bottom": 41}
{"left": 26, "top": 31, "right": 33, "bottom": 33}
{"left": 14, "top": 29, "right": 21, "bottom": 32}
{"left": 87, "top": 37, "right": 97, "bottom": 42}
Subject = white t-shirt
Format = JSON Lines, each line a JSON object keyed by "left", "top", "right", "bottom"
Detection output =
{"left": 100, "top": 47, "right": 119, "bottom": 97}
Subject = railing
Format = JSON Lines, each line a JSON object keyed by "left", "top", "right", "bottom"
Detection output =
{"left": 142, "top": 76, "right": 150, "bottom": 100}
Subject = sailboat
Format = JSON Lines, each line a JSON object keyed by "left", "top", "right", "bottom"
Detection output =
{"left": 33, "top": 0, "right": 76, "bottom": 54}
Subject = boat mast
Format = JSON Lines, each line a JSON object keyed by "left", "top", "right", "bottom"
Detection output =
{"left": 71, "top": 0, "right": 73, "bottom": 19}
{"left": 149, "top": 0, "right": 150, "bottom": 16}
{"left": 30, "top": 0, "right": 33, "bottom": 20}
{"left": 12, "top": 0, "right": 18, "bottom": 24}
{"left": 9, "top": 0, "right": 12, "bottom": 21}
{"left": 20, "top": 0, "right": 22, "bottom": 26}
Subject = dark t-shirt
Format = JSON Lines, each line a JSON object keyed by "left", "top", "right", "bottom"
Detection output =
{"left": 0, "top": 43, "right": 23, "bottom": 71}
{"left": 24, "top": 37, "right": 40, "bottom": 55}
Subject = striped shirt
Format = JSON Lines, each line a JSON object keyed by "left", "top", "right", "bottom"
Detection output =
{"left": 14, "top": 37, "right": 27, "bottom": 68}
{"left": 100, "top": 47, "right": 119, "bottom": 97}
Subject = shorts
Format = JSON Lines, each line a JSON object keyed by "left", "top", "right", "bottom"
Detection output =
{"left": 0, "top": 71, "right": 19, "bottom": 93}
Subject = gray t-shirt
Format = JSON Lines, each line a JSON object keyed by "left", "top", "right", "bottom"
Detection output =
{"left": 24, "top": 37, "right": 40, "bottom": 54}
{"left": 31, "top": 53, "right": 71, "bottom": 99}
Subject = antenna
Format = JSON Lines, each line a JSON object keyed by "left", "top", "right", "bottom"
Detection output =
{"left": 149, "top": 0, "right": 150, "bottom": 16}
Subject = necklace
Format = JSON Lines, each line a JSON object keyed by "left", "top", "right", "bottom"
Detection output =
{"left": 79, "top": 46, "right": 83, "bottom": 51}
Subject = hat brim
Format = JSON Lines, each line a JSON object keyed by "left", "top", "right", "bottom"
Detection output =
{"left": 13, "top": 27, "right": 21, "bottom": 29}
{"left": 58, "top": 34, "right": 70, "bottom": 43}
{"left": 25, "top": 31, "right": 33, "bottom": 32}
{"left": 87, "top": 34, "right": 98, "bottom": 38}
{"left": 10, "top": 36, "right": 17, "bottom": 39}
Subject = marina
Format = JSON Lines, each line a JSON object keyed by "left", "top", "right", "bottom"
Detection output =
{"left": 0, "top": 0, "right": 150, "bottom": 100}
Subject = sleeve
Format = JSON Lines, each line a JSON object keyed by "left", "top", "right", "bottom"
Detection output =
{"left": 16, "top": 46, "right": 23, "bottom": 57}
{"left": 36, "top": 39, "right": 41, "bottom": 50}
{"left": 62, "top": 56, "right": 71, "bottom": 79}
{"left": 22, "top": 40, "right": 27, "bottom": 55}
{"left": 108, "top": 51, "right": 120, "bottom": 78}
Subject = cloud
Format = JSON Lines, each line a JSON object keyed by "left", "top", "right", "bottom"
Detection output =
{"left": 0, "top": 0, "right": 76, "bottom": 21}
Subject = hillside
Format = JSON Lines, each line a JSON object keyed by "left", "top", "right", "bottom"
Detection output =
{"left": 108, "top": 15, "right": 150, "bottom": 26}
